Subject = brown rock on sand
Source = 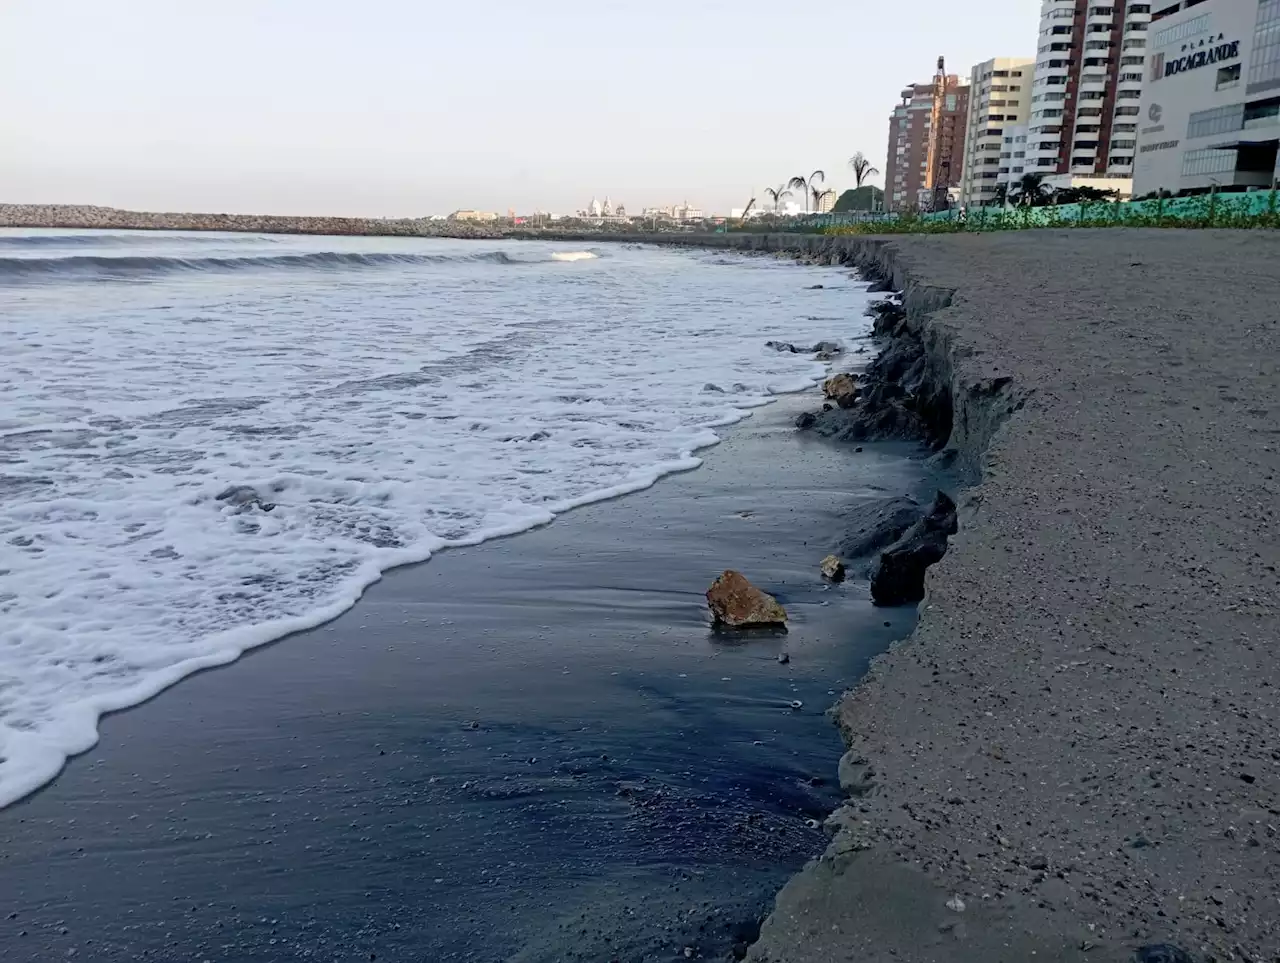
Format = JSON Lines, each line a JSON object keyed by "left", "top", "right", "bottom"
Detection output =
{"left": 706, "top": 571, "right": 787, "bottom": 628}
{"left": 821, "top": 373, "right": 858, "bottom": 408}
{"left": 819, "top": 555, "right": 846, "bottom": 581}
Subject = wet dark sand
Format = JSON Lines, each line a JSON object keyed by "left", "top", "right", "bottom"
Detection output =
{"left": 0, "top": 390, "right": 941, "bottom": 963}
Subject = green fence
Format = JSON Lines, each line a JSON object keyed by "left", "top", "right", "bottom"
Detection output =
{"left": 917, "top": 189, "right": 1280, "bottom": 230}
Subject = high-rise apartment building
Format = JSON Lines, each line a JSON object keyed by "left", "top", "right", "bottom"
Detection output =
{"left": 1025, "top": 0, "right": 1153, "bottom": 191}
{"left": 959, "top": 57, "right": 1036, "bottom": 205}
{"left": 885, "top": 59, "right": 971, "bottom": 211}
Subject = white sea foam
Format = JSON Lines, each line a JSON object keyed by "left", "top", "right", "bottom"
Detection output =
{"left": 550, "top": 251, "right": 598, "bottom": 262}
{"left": 0, "top": 231, "right": 873, "bottom": 806}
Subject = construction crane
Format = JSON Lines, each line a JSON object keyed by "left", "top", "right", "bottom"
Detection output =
{"left": 739, "top": 196, "right": 756, "bottom": 224}
{"left": 928, "top": 55, "right": 953, "bottom": 214}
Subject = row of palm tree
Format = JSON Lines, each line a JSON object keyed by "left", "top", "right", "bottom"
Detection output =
{"left": 990, "top": 172, "right": 1119, "bottom": 208}
{"left": 762, "top": 152, "right": 882, "bottom": 214}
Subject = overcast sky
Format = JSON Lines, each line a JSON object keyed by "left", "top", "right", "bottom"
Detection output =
{"left": 0, "top": 1, "right": 1041, "bottom": 217}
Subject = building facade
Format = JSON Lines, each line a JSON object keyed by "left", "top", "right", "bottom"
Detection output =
{"left": 885, "top": 62, "right": 971, "bottom": 211}
{"left": 1026, "top": 0, "right": 1153, "bottom": 194}
{"left": 1134, "top": 0, "right": 1280, "bottom": 194}
{"left": 959, "top": 57, "right": 1036, "bottom": 206}
{"left": 995, "top": 123, "right": 1033, "bottom": 196}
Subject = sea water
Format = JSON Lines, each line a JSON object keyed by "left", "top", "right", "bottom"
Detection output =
{"left": 0, "top": 229, "right": 863, "bottom": 807}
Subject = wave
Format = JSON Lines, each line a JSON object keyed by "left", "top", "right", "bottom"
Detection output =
{"left": 0, "top": 232, "right": 274, "bottom": 248}
{"left": 0, "top": 249, "right": 602, "bottom": 280}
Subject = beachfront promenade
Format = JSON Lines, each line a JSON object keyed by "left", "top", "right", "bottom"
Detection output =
{"left": 708, "top": 230, "right": 1278, "bottom": 963}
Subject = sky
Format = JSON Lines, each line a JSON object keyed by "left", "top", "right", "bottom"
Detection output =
{"left": 0, "top": 1, "right": 1041, "bottom": 217}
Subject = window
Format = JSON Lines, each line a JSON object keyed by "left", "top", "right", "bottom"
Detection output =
{"left": 1120, "top": 72, "right": 1143, "bottom": 81}
{"left": 1086, "top": 40, "right": 1113, "bottom": 49}
{"left": 1088, "top": 23, "right": 1112, "bottom": 32}
{"left": 1187, "top": 103, "right": 1244, "bottom": 138}
{"left": 1111, "top": 138, "right": 1137, "bottom": 148}
{"left": 1109, "top": 155, "right": 1133, "bottom": 166}
{"left": 1115, "top": 105, "right": 1141, "bottom": 115}
{"left": 1122, "top": 37, "right": 1146, "bottom": 48}
{"left": 1013, "top": 69, "right": 1024, "bottom": 76}
{"left": 1090, "top": 5, "right": 1115, "bottom": 14}
{"left": 1181, "top": 148, "right": 1234, "bottom": 176}
{"left": 1078, "top": 106, "right": 1104, "bottom": 117}
{"left": 1080, "top": 90, "right": 1106, "bottom": 100}
{"left": 1216, "top": 63, "right": 1242, "bottom": 90}
{"left": 1072, "top": 157, "right": 1097, "bottom": 167}
{"left": 1121, "top": 55, "right": 1145, "bottom": 65}
{"left": 1014, "top": 150, "right": 1026, "bottom": 158}
{"left": 1249, "top": 0, "right": 1280, "bottom": 94}
{"left": 1117, "top": 89, "right": 1142, "bottom": 99}
{"left": 1152, "top": 12, "right": 1209, "bottom": 49}
{"left": 1127, "top": 21, "right": 1148, "bottom": 31}
{"left": 1113, "top": 122, "right": 1138, "bottom": 132}
{"left": 1243, "top": 96, "right": 1280, "bottom": 128}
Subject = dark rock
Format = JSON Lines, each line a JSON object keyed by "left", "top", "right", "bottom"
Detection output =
{"left": 870, "top": 491, "right": 957, "bottom": 606}
{"left": 527, "top": 430, "right": 551, "bottom": 441}
{"left": 806, "top": 284, "right": 824, "bottom": 289}
{"left": 215, "top": 484, "right": 275, "bottom": 512}
{"left": 836, "top": 496, "right": 922, "bottom": 559}
{"left": 867, "top": 299, "right": 906, "bottom": 336}
{"left": 822, "top": 403, "right": 833, "bottom": 412}
{"left": 811, "top": 340, "right": 841, "bottom": 354}
{"left": 865, "top": 276, "right": 893, "bottom": 293}
{"left": 765, "top": 340, "right": 800, "bottom": 354}
{"left": 703, "top": 383, "right": 726, "bottom": 393}
{"left": 1133, "top": 946, "right": 1196, "bottom": 963}
{"left": 795, "top": 411, "right": 817, "bottom": 430}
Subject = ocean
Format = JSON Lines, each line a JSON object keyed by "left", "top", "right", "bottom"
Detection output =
{"left": 0, "top": 229, "right": 863, "bottom": 808}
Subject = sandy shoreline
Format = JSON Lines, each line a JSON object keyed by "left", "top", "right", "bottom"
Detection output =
{"left": 662, "top": 231, "right": 1278, "bottom": 963}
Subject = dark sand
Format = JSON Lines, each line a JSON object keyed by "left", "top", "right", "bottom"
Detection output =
{"left": 0, "top": 385, "right": 942, "bottom": 963}
{"left": 741, "top": 231, "right": 1280, "bottom": 963}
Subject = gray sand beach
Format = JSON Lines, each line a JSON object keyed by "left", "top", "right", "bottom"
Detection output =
{"left": 707, "top": 230, "right": 1278, "bottom": 963}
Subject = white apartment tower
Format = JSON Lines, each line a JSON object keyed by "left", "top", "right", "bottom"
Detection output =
{"left": 959, "top": 56, "right": 1036, "bottom": 205}
{"left": 1026, "top": 0, "right": 1153, "bottom": 190}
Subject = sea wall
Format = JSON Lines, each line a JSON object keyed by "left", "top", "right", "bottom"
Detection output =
{"left": 0, "top": 203, "right": 501, "bottom": 238}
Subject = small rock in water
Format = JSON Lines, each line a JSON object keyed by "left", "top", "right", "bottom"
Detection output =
{"left": 806, "top": 284, "right": 824, "bottom": 290}
{"left": 703, "top": 383, "right": 725, "bottom": 393}
{"left": 777, "top": 652, "right": 790, "bottom": 664}
{"left": 215, "top": 484, "right": 275, "bottom": 513}
{"left": 1133, "top": 946, "right": 1196, "bottom": 963}
{"left": 527, "top": 430, "right": 551, "bottom": 441}
{"left": 706, "top": 571, "right": 787, "bottom": 628}
{"left": 820, "top": 555, "right": 846, "bottom": 582}
{"left": 945, "top": 895, "right": 966, "bottom": 913}
{"left": 822, "top": 403, "right": 833, "bottom": 412}
{"left": 795, "top": 411, "right": 817, "bottom": 431}
{"left": 789, "top": 699, "right": 803, "bottom": 711}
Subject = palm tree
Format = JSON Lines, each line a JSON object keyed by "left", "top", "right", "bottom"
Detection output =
{"left": 787, "top": 170, "right": 825, "bottom": 213}
{"left": 812, "top": 187, "right": 835, "bottom": 212}
{"left": 763, "top": 184, "right": 792, "bottom": 213}
{"left": 848, "top": 152, "right": 879, "bottom": 189}
{"left": 991, "top": 183, "right": 1010, "bottom": 207}
{"left": 1011, "top": 172, "right": 1051, "bottom": 207}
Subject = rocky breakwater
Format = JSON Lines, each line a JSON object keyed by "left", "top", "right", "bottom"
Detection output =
{"left": 0, "top": 203, "right": 503, "bottom": 238}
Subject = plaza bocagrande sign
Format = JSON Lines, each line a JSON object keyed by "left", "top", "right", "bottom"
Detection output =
{"left": 1156, "top": 39, "right": 1241, "bottom": 79}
